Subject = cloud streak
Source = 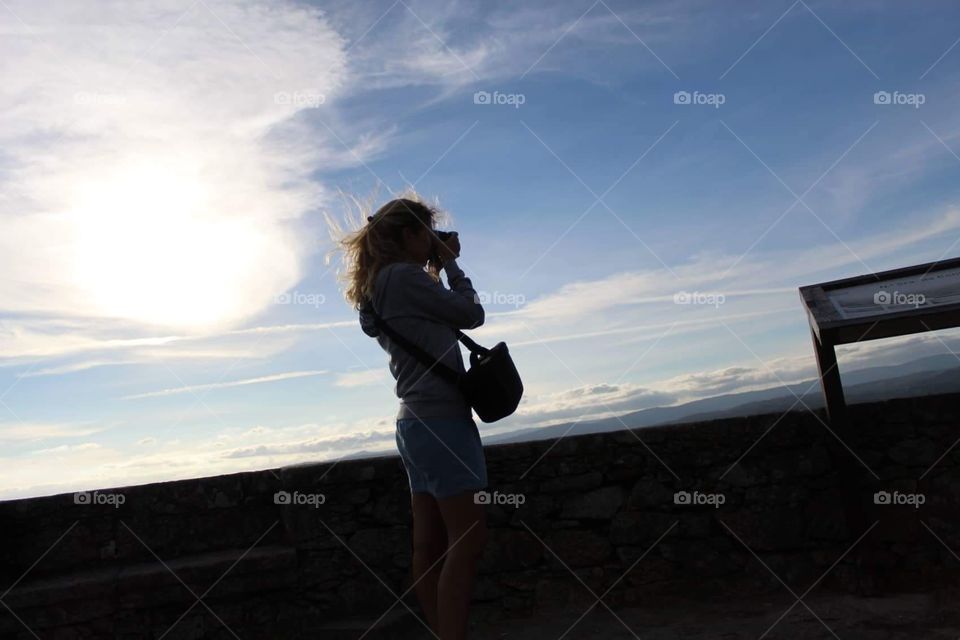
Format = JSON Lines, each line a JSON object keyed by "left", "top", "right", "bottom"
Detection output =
{"left": 122, "top": 370, "right": 328, "bottom": 399}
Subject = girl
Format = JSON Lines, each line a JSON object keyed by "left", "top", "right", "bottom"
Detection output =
{"left": 332, "top": 194, "right": 488, "bottom": 640}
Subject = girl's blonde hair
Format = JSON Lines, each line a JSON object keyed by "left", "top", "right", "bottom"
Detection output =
{"left": 325, "top": 189, "right": 450, "bottom": 309}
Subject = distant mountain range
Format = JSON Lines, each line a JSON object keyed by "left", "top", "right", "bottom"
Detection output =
{"left": 331, "top": 353, "right": 959, "bottom": 461}
{"left": 482, "top": 353, "right": 960, "bottom": 445}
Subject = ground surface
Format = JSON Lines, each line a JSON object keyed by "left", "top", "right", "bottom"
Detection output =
{"left": 457, "top": 591, "right": 959, "bottom": 639}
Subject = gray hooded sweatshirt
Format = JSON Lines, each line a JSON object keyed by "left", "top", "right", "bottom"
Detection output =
{"left": 359, "top": 258, "right": 485, "bottom": 420}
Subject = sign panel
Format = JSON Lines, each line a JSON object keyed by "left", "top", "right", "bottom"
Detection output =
{"left": 825, "top": 266, "right": 960, "bottom": 320}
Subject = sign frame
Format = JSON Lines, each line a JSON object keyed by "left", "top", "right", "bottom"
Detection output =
{"left": 798, "top": 256, "right": 960, "bottom": 425}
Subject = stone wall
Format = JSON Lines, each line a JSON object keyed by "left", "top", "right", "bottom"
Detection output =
{"left": 0, "top": 392, "right": 957, "bottom": 638}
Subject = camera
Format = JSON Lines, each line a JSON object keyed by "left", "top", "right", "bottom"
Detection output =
{"left": 429, "top": 230, "right": 458, "bottom": 266}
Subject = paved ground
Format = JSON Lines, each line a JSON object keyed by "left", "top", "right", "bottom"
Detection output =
{"left": 462, "top": 591, "right": 960, "bottom": 639}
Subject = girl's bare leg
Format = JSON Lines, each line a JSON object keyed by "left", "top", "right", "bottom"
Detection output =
{"left": 436, "top": 491, "right": 488, "bottom": 640}
{"left": 411, "top": 492, "right": 447, "bottom": 633}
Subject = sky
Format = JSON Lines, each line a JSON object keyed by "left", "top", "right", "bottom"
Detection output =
{"left": 2, "top": 0, "right": 960, "bottom": 499}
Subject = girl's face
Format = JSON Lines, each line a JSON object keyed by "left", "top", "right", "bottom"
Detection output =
{"left": 401, "top": 223, "right": 433, "bottom": 264}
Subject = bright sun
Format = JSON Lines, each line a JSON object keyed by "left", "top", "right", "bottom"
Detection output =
{"left": 68, "top": 164, "right": 269, "bottom": 330}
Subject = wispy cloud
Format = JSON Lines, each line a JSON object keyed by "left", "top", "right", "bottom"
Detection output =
{"left": 0, "top": 421, "right": 111, "bottom": 444}
{"left": 123, "top": 370, "right": 328, "bottom": 399}
{"left": 327, "top": 0, "right": 705, "bottom": 99}
{"left": 335, "top": 368, "right": 389, "bottom": 387}
{"left": 16, "top": 359, "right": 142, "bottom": 378}
{"left": 0, "top": 319, "right": 355, "bottom": 368}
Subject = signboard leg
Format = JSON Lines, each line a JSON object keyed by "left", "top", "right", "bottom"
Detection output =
{"left": 810, "top": 329, "right": 847, "bottom": 427}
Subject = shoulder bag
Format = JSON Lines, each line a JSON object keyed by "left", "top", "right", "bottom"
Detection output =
{"left": 367, "top": 306, "right": 523, "bottom": 424}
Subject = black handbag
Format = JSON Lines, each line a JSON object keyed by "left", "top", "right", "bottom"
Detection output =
{"left": 367, "top": 308, "right": 523, "bottom": 423}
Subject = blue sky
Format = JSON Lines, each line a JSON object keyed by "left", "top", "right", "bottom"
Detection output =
{"left": 2, "top": 0, "right": 960, "bottom": 498}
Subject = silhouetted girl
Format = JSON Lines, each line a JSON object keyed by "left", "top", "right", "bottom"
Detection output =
{"left": 331, "top": 193, "right": 488, "bottom": 640}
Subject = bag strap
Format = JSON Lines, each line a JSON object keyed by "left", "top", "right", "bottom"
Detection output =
{"left": 368, "top": 308, "right": 463, "bottom": 386}
{"left": 454, "top": 329, "right": 489, "bottom": 355}
{"left": 365, "top": 264, "right": 491, "bottom": 384}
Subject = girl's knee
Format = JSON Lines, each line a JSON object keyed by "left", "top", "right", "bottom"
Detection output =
{"left": 450, "top": 522, "right": 488, "bottom": 554}
{"left": 413, "top": 534, "right": 447, "bottom": 559}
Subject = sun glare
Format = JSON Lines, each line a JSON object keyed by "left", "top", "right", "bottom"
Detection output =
{"left": 68, "top": 164, "right": 269, "bottom": 330}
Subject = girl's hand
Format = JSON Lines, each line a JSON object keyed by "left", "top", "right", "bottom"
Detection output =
{"left": 435, "top": 232, "right": 460, "bottom": 265}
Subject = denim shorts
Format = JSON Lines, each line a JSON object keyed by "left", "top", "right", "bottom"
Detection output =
{"left": 395, "top": 415, "right": 488, "bottom": 499}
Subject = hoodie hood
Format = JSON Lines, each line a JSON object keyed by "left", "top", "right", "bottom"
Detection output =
{"left": 359, "top": 264, "right": 398, "bottom": 338}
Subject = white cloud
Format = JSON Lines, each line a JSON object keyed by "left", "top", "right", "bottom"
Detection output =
{"left": 652, "top": 355, "right": 816, "bottom": 399}
{"left": 511, "top": 382, "right": 674, "bottom": 427}
{"left": 0, "top": 1, "right": 349, "bottom": 332}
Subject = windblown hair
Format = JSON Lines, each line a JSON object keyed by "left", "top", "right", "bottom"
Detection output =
{"left": 325, "top": 190, "right": 449, "bottom": 309}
